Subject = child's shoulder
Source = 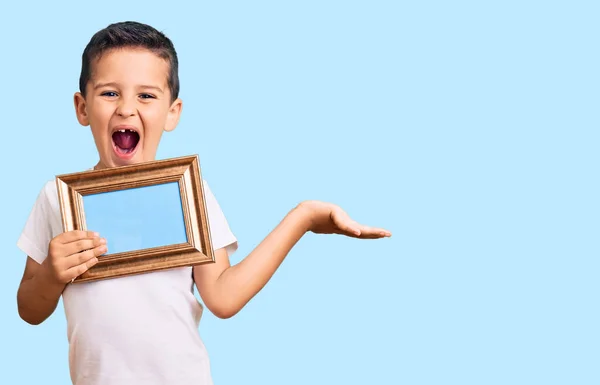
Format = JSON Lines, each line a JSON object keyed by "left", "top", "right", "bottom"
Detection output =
{"left": 30, "top": 178, "right": 60, "bottom": 213}
{"left": 42, "top": 178, "right": 57, "bottom": 193}
{"left": 31, "top": 178, "right": 57, "bottom": 200}
{"left": 38, "top": 167, "right": 96, "bottom": 202}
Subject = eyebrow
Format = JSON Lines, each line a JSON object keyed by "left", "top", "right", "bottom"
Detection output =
{"left": 94, "top": 82, "right": 164, "bottom": 93}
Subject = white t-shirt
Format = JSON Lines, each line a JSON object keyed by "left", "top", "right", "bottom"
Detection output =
{"left": 17, "top": 178, "right": 238, "bottom": 385}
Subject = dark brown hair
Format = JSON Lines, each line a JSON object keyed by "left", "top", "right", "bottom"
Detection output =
{"left": 79, "top": 21, "right": 179, "bottom": 102}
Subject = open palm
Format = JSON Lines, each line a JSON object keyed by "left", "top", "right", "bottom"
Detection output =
{"left": 300, "top": 200, "right": 392, "bottom": 239}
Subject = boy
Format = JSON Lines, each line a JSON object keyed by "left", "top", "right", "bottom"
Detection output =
{"left": 16, "top": 21, "right": 391, "bottom": 385}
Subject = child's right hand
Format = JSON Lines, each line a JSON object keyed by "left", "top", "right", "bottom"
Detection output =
{"left": 44, "top": 230, "right": 107, "bottom": 284}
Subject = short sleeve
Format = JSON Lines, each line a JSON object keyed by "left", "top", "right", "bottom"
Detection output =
{"left": 202, "top": 180, "right": 238, "bottom": 257}
{"left": 17, "top": 182, "right": 56, "bottom": 264}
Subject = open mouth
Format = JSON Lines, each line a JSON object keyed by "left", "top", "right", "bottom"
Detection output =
{"left": 112, "top": 128, "right": 140, "bottom": 155}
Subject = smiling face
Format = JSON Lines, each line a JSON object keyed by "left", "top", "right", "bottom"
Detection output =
{"left": 74, "top": 48, "right": 182, "bottom": 169}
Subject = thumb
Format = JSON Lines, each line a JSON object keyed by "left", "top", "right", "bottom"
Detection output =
{"left": 332, "top": 208, "right": 362, "bottom": 236}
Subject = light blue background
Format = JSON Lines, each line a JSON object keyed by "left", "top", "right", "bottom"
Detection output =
{"left": 1, "top": 1, "right": 598, "bottom": 384}
{"left": 83, "top": 182, "right": 188, "bottom": 254}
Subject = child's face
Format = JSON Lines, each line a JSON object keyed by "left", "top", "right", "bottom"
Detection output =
{"left": 74, "top": 48, "right": 182, "bottom": 169}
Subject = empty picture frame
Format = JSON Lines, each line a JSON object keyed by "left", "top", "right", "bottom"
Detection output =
{"left": 56, "top": 155, "right": 215, "bottom": 283}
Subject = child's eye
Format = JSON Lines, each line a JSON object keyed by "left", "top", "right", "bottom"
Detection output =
{"left": 139, "top": 94, "right": 156, "bottom": 99}
{"left": 101, "top": 91, "right": 118, "bottom": 97}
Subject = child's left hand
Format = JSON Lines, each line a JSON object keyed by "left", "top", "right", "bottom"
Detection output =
{"left": 298, "top": 200, "right": 392, "bottom": 239}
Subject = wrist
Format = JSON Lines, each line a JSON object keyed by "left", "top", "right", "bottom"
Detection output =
{"left": 291, "top": 201, "right": 318, "bottom": 233}
{"left": 294, "top": 200, "right": 329, "bottom": 233}
{"left": 38, "top": 261, "right": 67, "bottom": 297}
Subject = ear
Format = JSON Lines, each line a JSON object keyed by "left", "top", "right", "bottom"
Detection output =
{"left": 74, "top": 92, "right": 89, "bottom": 126}
{"left": 164, "top": 98, "right": 183, "bottom": 132}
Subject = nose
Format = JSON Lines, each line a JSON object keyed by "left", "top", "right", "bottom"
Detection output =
{"left": 116, "top": 97, "right": 136, "bottom": 117}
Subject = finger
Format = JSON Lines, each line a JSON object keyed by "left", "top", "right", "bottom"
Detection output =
{"left": 58, "top": 230, "right": 100, "bottom": 243}
{"left": 358, "top": 232, "right": 388, "bottom": 239}
{"left": 65, "top": 254, "right": 101, "bottom": 282}
{"left": 64, "top": 237, "right": 106, "bottom": 256}
{"left": 359, "top": 226, "right": 391, "bottom": 235}
{"left": 356, "top": 226, "right": 392, "bottom": 239}
{"left": 65, "top": 244, "right": 107, "bottom": 269}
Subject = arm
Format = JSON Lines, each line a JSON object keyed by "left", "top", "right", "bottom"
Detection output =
{"left": 17, "top": 231, "right": 106, "bottom": 325}
{"left": 17, "top": 257, "right": 68, "bottom": 325}
{"left": 193, "top": 200, "right": 391, "bottom": 319}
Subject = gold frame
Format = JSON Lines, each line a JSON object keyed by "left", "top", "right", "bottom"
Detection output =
{"left": 55, "top": 155, "right": 214, "bottom": 283}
